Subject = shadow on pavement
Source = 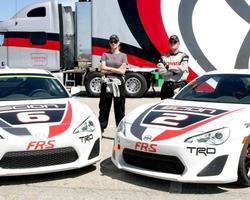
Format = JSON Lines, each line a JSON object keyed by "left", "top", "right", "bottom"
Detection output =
{"left": 100, "top": 157, "right": 233, "bottom": 194}
{"left": 0, "top": 165, "right": 96, "bottom": 186}
{"left": 75, "top": 90, "right": 160, "bottom": 98}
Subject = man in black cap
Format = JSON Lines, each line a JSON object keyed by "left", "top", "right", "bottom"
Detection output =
{"left": 157, "top": 34, "right": 189, "bottom": 99}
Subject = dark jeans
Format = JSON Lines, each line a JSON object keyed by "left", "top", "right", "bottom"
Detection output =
{"left": 98, "top": 83, "right": 125, "bottom": 130}
{"left": 160, "top": 81, "right": 186, "bottom": 100}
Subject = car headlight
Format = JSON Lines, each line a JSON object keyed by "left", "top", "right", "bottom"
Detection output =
{"left": 117, "top": 117, "right": 126, "bottom": 135}
{"left": 73, "top": 117, "right": 95, "bottom": 134}
{"left": 184, "top": 127, "right": 230, "bottom": 145}
{"left": 0, "top": 135, "right": 4, "bottom": 139}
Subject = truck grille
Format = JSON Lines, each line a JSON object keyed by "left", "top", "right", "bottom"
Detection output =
{"left": 123, "top": 148, "right": 185, "bottom": 175}
{"left": 0, "top": 147, "right": 78, "bottom": 169}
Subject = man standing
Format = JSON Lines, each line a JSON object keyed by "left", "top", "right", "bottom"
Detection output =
{"left": 157, "top": 35, "right": 189, "bottom": 100}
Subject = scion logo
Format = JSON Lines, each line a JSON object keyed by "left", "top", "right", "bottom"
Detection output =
{"left": 79, "top": 134, "right": 93, "bottom": 143}
{"left": 187, "top": 147, "right": 216, "bottom": 156}
{"left": 143, "top": 135, "right": 152, "bottom": 142}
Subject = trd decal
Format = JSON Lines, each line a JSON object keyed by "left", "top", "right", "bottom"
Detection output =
{"left": 79, "top": 134, "right": 93, "bottom": 143}
{"left": 187, "top": 147, "right": 216, "bottom": 156}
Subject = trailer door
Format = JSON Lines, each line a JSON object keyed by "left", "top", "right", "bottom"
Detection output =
{"left": 0, "top": 31, "right": 7, "bottom": 67}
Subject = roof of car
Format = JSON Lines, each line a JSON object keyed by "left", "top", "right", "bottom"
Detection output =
{"left": 0, "top": 68, "right": 52, "bottom": 76}
{"left": 205, "top": 69, "right": 250, "bottom": 75}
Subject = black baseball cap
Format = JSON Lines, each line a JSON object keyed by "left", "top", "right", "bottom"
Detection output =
{"left": 109, "top": 34, "right": 119, "bottom": 42}
{"left": 169, "top": 35, "right": 179, "bottom": 42}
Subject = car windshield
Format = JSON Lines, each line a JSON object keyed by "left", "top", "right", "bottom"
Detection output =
{"left": 0, "top": 74, "right": 69, "bottom": 101}
{"left": 175, "top": 74, "right": 250, "bottom": 104}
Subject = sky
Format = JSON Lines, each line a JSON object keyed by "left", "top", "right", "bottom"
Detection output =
{"left": 0, "top": 0, "right": 78, "bottom": 21}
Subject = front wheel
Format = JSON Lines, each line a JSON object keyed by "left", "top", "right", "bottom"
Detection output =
{"left": 237, "top": 136, "right": 250, "bottom": 186}
{"left": 125, "top": 73, "right": 147, "bottom": 98}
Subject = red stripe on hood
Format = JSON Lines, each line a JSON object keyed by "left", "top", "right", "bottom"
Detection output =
{"left": 152, "top": 109, "right": 241, "bottom": 142}
{"left": 48, "top": 102, "right": 72, "bottom": 138}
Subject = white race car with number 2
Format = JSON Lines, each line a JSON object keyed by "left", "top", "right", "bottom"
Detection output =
{"left": 0, "top": 69, "right": 101, "bottom": 176}
{"left": 112, "top": 70, "right": 250, "bottom": 186}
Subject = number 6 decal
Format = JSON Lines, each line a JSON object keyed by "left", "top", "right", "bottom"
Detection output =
{"left": 17, "top": 111, "right": 50, "bottom": 123}
{"left": 151, "top": 113, "right": 188, "bottom": 126}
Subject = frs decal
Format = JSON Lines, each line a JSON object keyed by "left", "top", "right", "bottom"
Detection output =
{"left": 187, "top": 147, "right": 216, "bottom": 156}
{"left": 26, "top": 140, "right": 55, "bottom": 150}
{"left": 135, "top": 142, "right": 157, "bottom": 153}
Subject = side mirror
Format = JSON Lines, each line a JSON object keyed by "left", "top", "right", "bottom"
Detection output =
{"left": 70, "top": 86, "right": 81, "bottom": 96}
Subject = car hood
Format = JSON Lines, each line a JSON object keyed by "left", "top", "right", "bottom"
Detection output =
{"left": 126, "top": 99, "right": 250, "bottom": 142}
{"left": 0, "top": 98, "right": 93, "bottom": 139}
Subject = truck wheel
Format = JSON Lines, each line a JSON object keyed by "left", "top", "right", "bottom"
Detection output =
{"left": 237, "top": 136, "right": 250, "bottom": 186}
{"left": 125, "top": 73, "right": 147, "bottom": 98}
{"left": 85, "top": 71, "right": 102, "bottom": 97}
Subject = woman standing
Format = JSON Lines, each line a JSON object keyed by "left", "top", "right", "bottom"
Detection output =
{"left": 99, "top": 34, "right": 127, "bottom": 133}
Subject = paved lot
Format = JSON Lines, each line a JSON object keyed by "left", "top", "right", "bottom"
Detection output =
{"left": 0, "top": 94, "right": 250, "bottom": 200}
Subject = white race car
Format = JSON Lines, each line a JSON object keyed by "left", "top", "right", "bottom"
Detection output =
{"left": 112, "top": 70, "right": 250, "bottom": 186}
{"left": 0, "top": 69, "right": 101, "bottom": 176}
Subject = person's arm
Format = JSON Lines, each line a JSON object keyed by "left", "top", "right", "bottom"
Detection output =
{"left": 102, "top": 54, "right": 127, "bottom": 75}
{"left": 157, "top": 55, "right": 170, "bottom": 77}
{"left": 100, "top": 60, "right": 113, "bottom": 74}
{"left": 168, "top": 54, "right": 189, "bottom": 73}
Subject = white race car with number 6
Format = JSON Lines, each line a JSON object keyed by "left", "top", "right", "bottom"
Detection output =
{"left": 0, "top": 69, "right": 101, "bottom": 176}
{"left": 112, "top": 70, "right": 250, "bottom": 186}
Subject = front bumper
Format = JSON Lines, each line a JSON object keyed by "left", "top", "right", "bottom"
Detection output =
{"left": 112, "top": 133, "right": 243, "bottom": 184}
{"left": 0, "top": 132, "right": 101, "bottom": 176}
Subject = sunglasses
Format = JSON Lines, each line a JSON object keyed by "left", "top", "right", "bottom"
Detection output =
{"left": 169, "top": 40, "right": 178, "bottom": 44}
{"left": 109, "top": 40, "right": 118, "bottom": 44}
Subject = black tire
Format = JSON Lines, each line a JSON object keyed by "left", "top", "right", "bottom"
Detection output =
{"left": 237, "top": 136, "right": 250, "bottom": 186}
{"left": 84, "top": 71, "right": 102, "bottom": 97}
{"left": 125, "top": 72, "right": 147, "bottom": 98}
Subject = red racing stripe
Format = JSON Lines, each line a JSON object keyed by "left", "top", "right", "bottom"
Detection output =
{"left": 137, "top": 0, "right": 169, "bottom": 54}
{"left": 48, "top": 102, "right": 72, "bottom": 138}
{"left": 3, "top": 38, "right": 60, "bottom": 51}
{"left": 152, "top": 109, "right": 241, "bottom": 142}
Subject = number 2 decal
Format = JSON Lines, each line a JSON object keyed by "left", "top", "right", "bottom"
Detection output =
{"left": 151, "top": 113, "right": 188, "bottom": 126}
{"left": 17, "top": 111, "right": 50, "bottom": 123}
